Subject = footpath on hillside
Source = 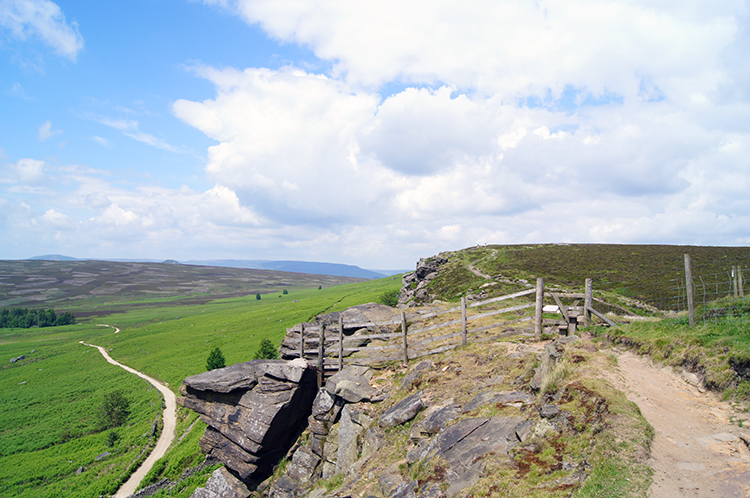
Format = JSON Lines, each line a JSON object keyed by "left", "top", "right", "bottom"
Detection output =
{"left": 599, "top": 346, "right": 750, "bottom": 498}
{"left": 80, "top": 339, "right": 176, "bottom": 498}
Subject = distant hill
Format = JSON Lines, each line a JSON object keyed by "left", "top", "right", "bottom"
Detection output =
{"left": 1, "top": 259, "right": 366, "bottom": 309}
{"left": 185, "top": 259, "right": 386, "bottom": 279}
{"left": 28, "top": 254, "right": 78, "bottom": 261}
{"left": 27, "top": 256, "right": 389, "bottom": 280}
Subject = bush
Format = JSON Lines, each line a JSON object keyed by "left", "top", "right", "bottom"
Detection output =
{"left": 378, "top": 289, "right": 400, "bottom": 307}
{"left": 282, "top": 289, "right": 288, "bottom": 295}
{"left": 98, "top": 390, "right": 130, "bottom": 430}
{"left": 107, "top": 430, "right": 120, "bottom": 447}
{"left": 256, "top": 293, "right": 261, "bottom": 300}
{"left": 206, "top": 347, "right": 226, "bottom": 371}
{"left": 254, "top": 338, "right": 279, "bottom": 360}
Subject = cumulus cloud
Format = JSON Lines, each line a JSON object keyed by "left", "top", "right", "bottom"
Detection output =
{"left": 14, "top": 158, "right": 46, "bottom": 184}
{"left": 0, "top": 0, "right": 84, "bottom": 61}
{"left": 37, "top": 120, "right": 61, "bottom": 141}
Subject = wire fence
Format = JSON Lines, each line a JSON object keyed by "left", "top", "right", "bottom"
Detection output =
{"left": 625, "top": 266, "right": 749, "bottom": 324}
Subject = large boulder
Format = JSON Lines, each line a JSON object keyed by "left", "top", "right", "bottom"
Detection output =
{"left": 179, "top": 359, "right": 317, "bottom": 486}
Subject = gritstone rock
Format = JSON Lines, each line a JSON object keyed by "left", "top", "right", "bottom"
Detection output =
{"left": 178, "top": 359, "right": 317, "bottom": 485}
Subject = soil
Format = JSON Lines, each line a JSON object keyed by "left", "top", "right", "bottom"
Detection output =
{"left": 603, "top": 349, "right": 750, "bottom": 498}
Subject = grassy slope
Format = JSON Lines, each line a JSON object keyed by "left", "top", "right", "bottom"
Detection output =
{"left": 427, "top": 244, "right": 750, "bottom": 306}
{"left": 0, "top": 275, "right": 401, "bottom": 498}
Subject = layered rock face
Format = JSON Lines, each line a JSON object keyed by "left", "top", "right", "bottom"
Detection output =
{"left": 178, "top": 359, "right": 317, "bottom": 486}
{"left": 398, "top": 255, "right": 448, "bottom": 307}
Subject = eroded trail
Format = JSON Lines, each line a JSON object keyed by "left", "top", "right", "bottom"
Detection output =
{"left": 80, "top": 341, "right": 176, "bottom": 498}
{"left": 606, "top": 350, "right": 750, "bottom": 498}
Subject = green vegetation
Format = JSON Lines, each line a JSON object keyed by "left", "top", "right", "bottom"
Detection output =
{"left": 595, "top": 309, "right": 750, "bottom": 399}
{"left": 0, "top": 307, "right": 75, "bottom": 328}
{"left": 254, "top": 338, "right": 279, "bottom": 360}
{"left": 424, "top": 244, "right": 750, "bottom": 307}
{"left": 205, "top": 347, "right": 226, "bottom": 371}
{"left": 256, "top": 293, "right": 261, "bottom": 300}
{"left": 377, "top": 288, "right": 400, "bottom": 307}
{"left": 98, "top": 390, "right": 131, "bottom": 430}
{"left": 0, "top": 267, "right": 401, "bottom": 497}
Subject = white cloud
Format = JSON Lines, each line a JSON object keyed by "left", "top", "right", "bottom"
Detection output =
{"left": 0, "top": 0, "right": 83, "bottom": 61}
{"left": 40, "top": 208, "right": 74, "bottom": 229}
{"left": 92, "top": 136, "right": 109, "bottom": 147}
{"left": 14, "top": 158, "right": 46, "bottom": 183}
{"left": 37, "top": 120, "right": 61, "bottom": 141}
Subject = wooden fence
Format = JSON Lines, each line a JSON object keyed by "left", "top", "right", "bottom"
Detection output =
{"left": 287, "top": 278, "right": 617, "bottom": 379}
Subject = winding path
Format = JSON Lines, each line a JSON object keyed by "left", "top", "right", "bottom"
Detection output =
{"left": 80, "top": 340, "right": 176, "bottom": 498}
{"left": 605, "top": 350, "right": 750, "bottom": 497}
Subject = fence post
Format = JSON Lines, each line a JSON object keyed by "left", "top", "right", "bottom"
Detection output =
{"left": 684, "top": 254, "right": 695, "bottom": 327}
{"left": 584, "top": 278, "right": 593, "bottom": 328}
{"left": 733, "top": 266, "right": 739, "bottom": 298}
{"left": 461, "top": 296, "right": 467, "bottom": 346}
{"left": 741, "top": 268, "right": 745, "bottom": 298}
{"left": 401, "top": 312, "right": 408, "bottom": 365}
{"left": 318, "top": 323, "right": 325, "bottom": 387}
{"left": 299, "top": 323, "right": 305, "bottom": 359}
{"left": 338, "top": 315, "right": 344, "bottom": 372}
{"left": 535, "top": 277, "right": 544, "bottom": 340}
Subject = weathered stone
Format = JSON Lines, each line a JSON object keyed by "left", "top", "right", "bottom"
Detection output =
{"left": 286, "top": 446, "right": 321, "bottom": 485}
{"left": 179, "top": 359, "right": 317, "bottom": 484}
{"left": 311, "top": 389, "right": 334, "bottom": 418}
{"left": 462, "top": 391, "right": 498, "bottom": 413}
{"left": 379, "top": 473, "right": 404, "bottom": 497}
{"left": 323, "top": 424, "right": 339, "bottom": 465}
{"left": 191, "top": 467, "right": 251, "bottom": 498}
{"left": 379, "top": 391, "right": 425, "bottom": 429}
{"left": 446, "top": 462, "right": 484, "bottom": 498}
{"left": 336, "top": 405, "right": 365, "bottom": 474}
{"left": 266, "top": 475, "right": 299, "bottom": 498}
{"left": 492, "top": 391, "right": 536, "bottom": 405}
{"left": 360, "top": 426, "right": 385, "bottom": 461}
{"left": 515, "top": 420, "right": 535, "bottom": 442}
{"left": 532, "top": 418, "right": 556, "bottom": 438}
{"left": 391, "top": 480, "right": 418, "bottom": 498}
{"left": 422, "top": 404, "right": 461, "bottom": 434}
{"left": 325, "top": 366, "right": 375, "bottom": 403}
{"left": 401, "top": 360, "right": 433, "bottom": 390}
{"left": 440, "top": 417, "right": 523, "bottom": 475}
{"left": 540, "top": 404, "right": 561, "bottom": 419}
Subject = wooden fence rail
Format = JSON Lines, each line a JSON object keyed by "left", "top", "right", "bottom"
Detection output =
{"left": 294, "top": 278, "right": 617, "bottom": 377}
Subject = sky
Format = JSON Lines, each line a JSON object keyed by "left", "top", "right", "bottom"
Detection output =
{"left": 0, "top": 0, "right": 749, "bottom": 270}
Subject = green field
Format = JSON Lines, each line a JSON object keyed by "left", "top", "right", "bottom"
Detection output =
{"left": 0, "top": 268, "right": 401, "bottom": 498}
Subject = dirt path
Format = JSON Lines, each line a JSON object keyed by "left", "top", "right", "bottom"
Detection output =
{"left": 605, "top": 350, "right": 750, "bottom": 497}
{"left": 80, "top": 341, "right": 176, "bottom": 498}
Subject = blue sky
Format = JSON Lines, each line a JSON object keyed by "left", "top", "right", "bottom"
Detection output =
{"left": 1, "top": 0, "right": 749, "bottom": 269}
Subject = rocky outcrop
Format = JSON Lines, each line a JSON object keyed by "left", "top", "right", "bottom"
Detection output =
{"left": 279, "top": 303, "right": 401, "bottom": 361}
{"left": 398, "top": 255, "right": 449, "bottom": 307}
{"left": 178, "top": 358, "right": 317, "bottom": 487}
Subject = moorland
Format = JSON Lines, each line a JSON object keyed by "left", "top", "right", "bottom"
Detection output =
{"left": 1, "top": 244, "right": 750, "bottom": 498}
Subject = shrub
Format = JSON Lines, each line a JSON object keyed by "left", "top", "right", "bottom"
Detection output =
{"left": 254, "top": 338, "right": 279, "bottom": 360}
{"left": 256, "top": 293, "right": 261, "bottom": 300}
{"left": 378, "top": 289, "right": 400, "bottom": 307}
{"left": 206, "top": 347, "right": 226, "bottom": 371}
{"left": 283, "top": 289, "right": 288, "bottom": 295}
{"left": 98, "top": 390, "right": 130, "bottom": 430}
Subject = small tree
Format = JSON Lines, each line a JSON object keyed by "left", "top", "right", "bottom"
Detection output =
{"left": 206, "top": 347, "right": 226, "bottom": 371}
{"left": 98, "top": 390, "right": 130, "bottom": 430}
{"left": 256, "top": 293, "right": 261, "bottom": 300}
{"left": 254, "top": 338, "right": 279, "bottom": 360}
{"left": 282, "top": 289, "right": 288, "bottom": 295}
{"left": 378, "top": 289, "right": 400, "bottom": 307}
{"left": 317, "top": 285, "right": 322, "bottom": 290}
